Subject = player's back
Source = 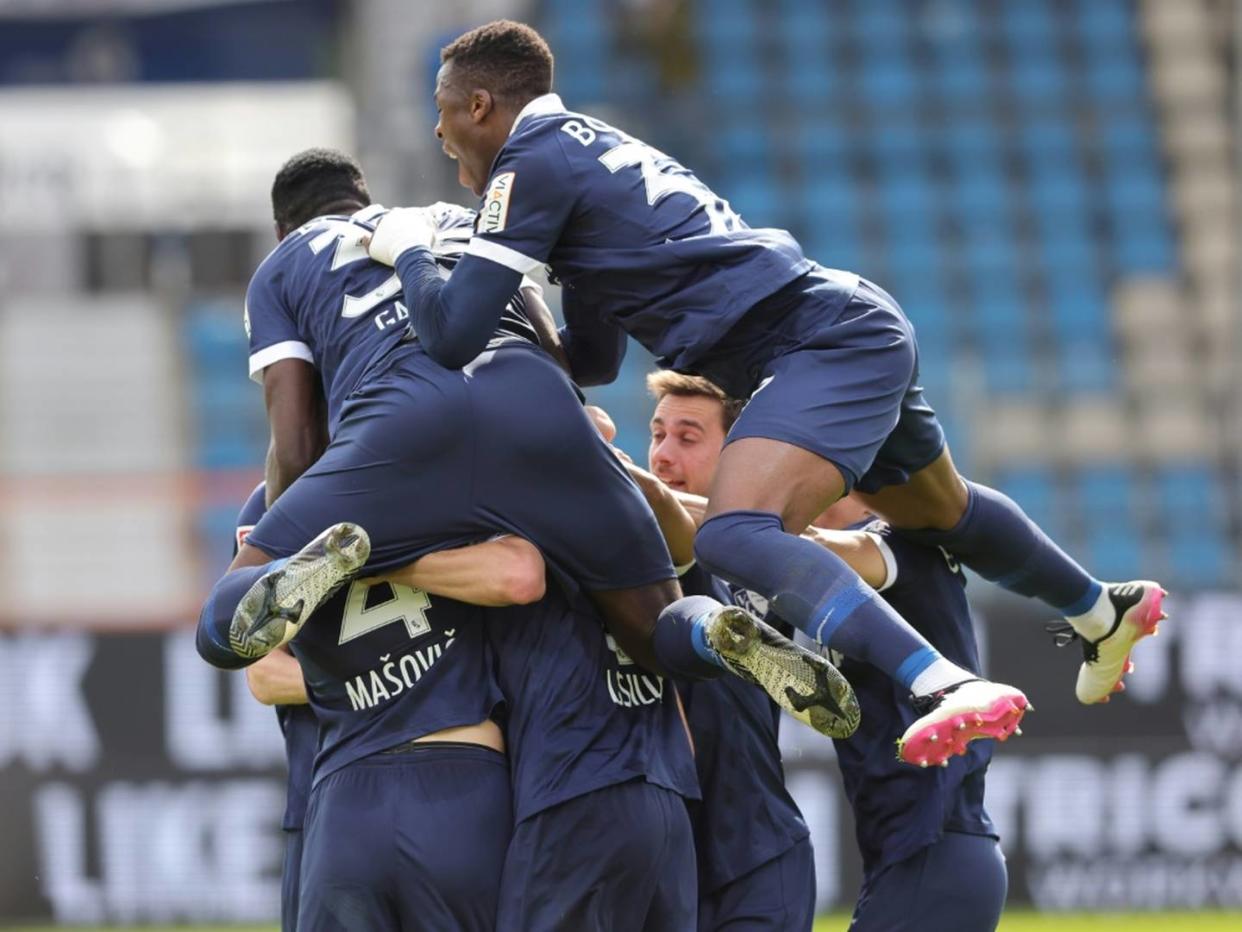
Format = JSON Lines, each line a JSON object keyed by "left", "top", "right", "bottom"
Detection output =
{"left": 289, "top": 574, "right": 501, "bottom": 787}
{"left": 246, "top": 203, "right": 536, "bottom": 432}
{"left": 486, "top": 581, "right": 698, "bottom": 823}
{"left": 475, "top": 96, "right": 859, "bottom": 370}
{"left": 833, "top": 522, "right": 995, "bottom": 876}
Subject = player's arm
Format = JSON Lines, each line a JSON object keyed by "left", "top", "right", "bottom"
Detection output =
{"left": 560, "top": 286, "right": 626, "bottom": 386}
{"left": 368, "top": 535, "right": 546, "bottom": 607}
{"left": 520, "top": 280, "right": 572, "bottom": 376}
{"left": 368, "top": 139, "right": 576, "bottom": 369}
{"left": 622, "top": 463, "right": 697, "bottom": 568}
{"left": 245, "top": 646, "right": 309, "bottom": 705}
{"left": 262, "top": 358, "right": 328, "bottom": 505}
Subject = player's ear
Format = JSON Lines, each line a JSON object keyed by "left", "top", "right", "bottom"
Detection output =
{"left": 469, "top": 88, "right": 494, "bottom": 123}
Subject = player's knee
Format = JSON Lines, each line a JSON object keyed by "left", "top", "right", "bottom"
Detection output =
{"left": 694, "top": 510, "right": 784, "bottom": 578}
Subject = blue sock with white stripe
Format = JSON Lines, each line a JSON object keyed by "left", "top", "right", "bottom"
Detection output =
{"left": 695, "top": 510, "right": 967, "bottom": 694}
{"left": 895, "top": 481, "right": 1102, "bottom": 623}
{"left": 650, "top": 594, "right": 727, "bottom": 680}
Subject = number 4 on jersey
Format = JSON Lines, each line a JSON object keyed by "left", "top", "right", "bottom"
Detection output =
{"left": 339, "top": 581, "right": 433, "bottom": 645}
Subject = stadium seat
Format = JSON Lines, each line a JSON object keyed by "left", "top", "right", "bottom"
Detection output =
{"left": 1168, "top": 529, "right": 1230, "bottom": 588}
{"left": 1055, "top": 341, "right": 1118, "bottom": 394}
{"left": 999, "top": 3, "right": 1058, "bottom": 49}
{"left": 1007, "top": 50, "right": 1068, "bottom": 103}
{"left": 994, "top": 466, "right": 1061, "bottom": 536}
{"left": 1084, "top": 521, "right": 1144, "bottom": 583}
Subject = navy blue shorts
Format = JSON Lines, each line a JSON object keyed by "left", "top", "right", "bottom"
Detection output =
{"left": 698, "top": 836, "right": 815, "bottom": 932}
{"left": 281, "top": 828, "right": 302, "bottom": 932}
{"left": 298, "top": 744, "right": 511, "bottom": 932}
{"left": 851, "top": 831, "right": 1007, "bottom": 932}
{"left": 497, "top": 780, "right": 696, "bottom": 932}
{"left": 245, "top": 341, "right": 673, "bottom": 589}
{"left": 704, "top": 274, "right": 946, "bottom": 495}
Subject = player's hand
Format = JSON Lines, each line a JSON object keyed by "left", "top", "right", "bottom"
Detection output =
{"left": 585, "top": 405, "right": 617, "bottom": 442}
{"left": 366, "top": 207, "right": 436, "bottom": 266}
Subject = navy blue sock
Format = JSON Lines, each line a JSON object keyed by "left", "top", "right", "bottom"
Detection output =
{"left": 651, "top": 595, "right": 726, "bottom": 681}
{"left": 196, "top": 562, "right": 284, "bottom": 669}
{"left": 695, "top": 510, "right": 944, "bottom": 690}
{"left": 897, "top": 481, "right": 1101, "bottom": 615}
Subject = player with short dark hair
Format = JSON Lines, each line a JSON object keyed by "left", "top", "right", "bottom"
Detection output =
{"left": 367, "top": 19, "right": 1167, "bottom": 766}
{"left": 199, "top": 148, "right": 859, "bottom": 742}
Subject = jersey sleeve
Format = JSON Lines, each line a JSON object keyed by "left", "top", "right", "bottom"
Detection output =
{"left": 244, "top": 258, "right": 312, "bottom": 383}
{"left": 560, "top": 285, "right": 627, "bottom": 386}
{"left": 463, "top": 131, "right": 577, "bottom": 274}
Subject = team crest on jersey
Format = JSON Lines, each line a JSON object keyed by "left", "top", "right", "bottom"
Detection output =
{"left": 479, "top": 172, "right": 515, "bottom": 234}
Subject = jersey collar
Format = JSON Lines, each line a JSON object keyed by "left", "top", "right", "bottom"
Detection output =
{"left": 509, "top": 93, "right": 566, "bottom": 136}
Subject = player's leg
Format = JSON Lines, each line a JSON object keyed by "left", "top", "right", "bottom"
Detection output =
{"left": 196, "top": 525, "right": 370, "bottom": 668}
{"left": 280, "top": 828, "right": 303, "bottom": 932}
{"left": 299, "top": 746, "right": 511, "bottom": 932}
{"left": 856, "top": 447, "right": 1166, "bottom": 705}
{"left": 496, "top": 780, "right": 694, "bottom": 932}
{"left": 697, "top": 837, "right": 816, "bottom": 932}
{"left": 468, "top": 344, "right": 857, "bottom": 737}
{"left": 693, "top": 283, "right": 1027, "bottom": 763}
{"left": 850, "top": 832, "right": 1007, "bottom": 932}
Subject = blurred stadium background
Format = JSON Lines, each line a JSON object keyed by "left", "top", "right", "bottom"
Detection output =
{"left": 0, "top": 0, "right": 1240, "bottom": 927}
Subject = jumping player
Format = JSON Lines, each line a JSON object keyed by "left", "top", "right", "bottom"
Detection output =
{"left": 640, "top": 373, "right": 1006, "bottom": 930}
{"left": 370, "top": 20, "right": 1166, "bottom": 765}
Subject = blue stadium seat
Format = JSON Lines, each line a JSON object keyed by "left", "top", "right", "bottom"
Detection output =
{"left": 953, "top": 168, "right": 1009, "bottom": 216}
{"left": 1085, "top": 521, "right": 1144, "bottom": 583}
{"left": 1075, "top": 466, "right": 1135, "bottom": 517}
{"left": 1113, "top": 219, "right": 1176, "bottom": 273}
{"left": 701, "top": 50, "right": 764, "bottom": 107}
{"left": 1154, "top": 465, "right": 1225, "bottom": 524}
{"left": 996, "top": 467, "right": 1060, "bottom": 534}
{"left": 999, "top": 3, "right": 1058, "bottom": 48}
{"left": 1105, "top": 168, "right": 1165, "bottom": 217}
{"left": 982, "top": 343, "right": 1036, "bottom": 395}
{"left": 1073, "top": 0, "right": 1135, "bottom": 49}
{"left": 718, "top": 122, "right": 774, "bottom": 173}
{"left": 798, "top": 123, "right": 851, "bottom": 168}
{"left": 938, "top": 119, "right": 1002, "bottom": 164}
{"left": 1168, "top": 530, "right": 1230, "bottom": 588}
{"left": 1099, "top": 112, "right": 1159, "bottom": 165}
{"left": 1044, "top": 276, "right": 1111, "bottom": 344}
{"left": 1019, "top": 117, "right": 1077, "bottom": 164}
{"left": 1084, "top": 48, "right": 1145, "bottom": 102}
{"left": 877, "top": 168, "right": 939, "bottom": 219}
{"left": 1007, "top": 50, "right": 1068, "bottom": 102}
{"left": 860, "top": 54, "right": 918, "bottom": 106}
{"left": 1056, "top": 340, "right": 1118, "bottom": 393}
{"left": 932, "top": 53, "right": 990, "bottom": 104}
{"left": 1027, "top": 163, "right": 1091, "bottom": 214}
{"left": 726, "top": 175, "right": 782, "bottom": 228}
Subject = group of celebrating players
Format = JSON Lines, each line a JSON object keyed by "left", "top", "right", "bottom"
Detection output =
{"left": 194, "top": 20, "right": 1168, "bottom": 932}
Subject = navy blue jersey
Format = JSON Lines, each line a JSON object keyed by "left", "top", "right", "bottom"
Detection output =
{"left": 454, "top": 95, "right": 865, "bottom": 374}
{"left": 487, "top": 583, "right": 698, "bottom": 825}
{"left": 290, "top": 579, "right": 501, "bottom": 788}
{"left": 235, "top": 484, "right": 317, "bottom": 831}
{"left": 678, "top": 566, "right": 808, "bottom": 894}
{"left": 833, "top": 522, "right": 995, "bottom": 876}
{"left": 245, "top": 202, "right": 537, "bottom": 431}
